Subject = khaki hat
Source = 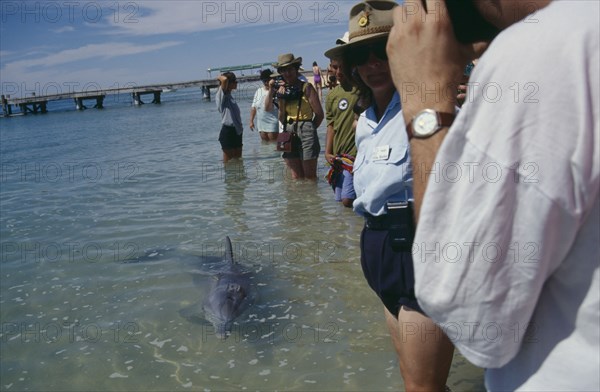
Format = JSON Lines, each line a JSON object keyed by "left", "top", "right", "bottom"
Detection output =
{"left": 273, "top": 53, "right": 303, "bottom": 69}
{"left": 324, "top": 0, "right": 397, "bottom": 59}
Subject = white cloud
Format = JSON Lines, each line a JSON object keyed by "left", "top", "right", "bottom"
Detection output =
{"left": 2, "top": 41, "right": 183, "bottom": 70}
{"left": 52, "top": 26, "right": 76, "bottom": 33}
{"left": 106, "top": 1, "right": 353, "bottom": 36}
{"left": 0, "top": 41, "right": 184, "bottom": 95}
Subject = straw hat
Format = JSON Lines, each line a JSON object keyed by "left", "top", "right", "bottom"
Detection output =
{"left": 324, "top": 0, "right": 397, "bottom": 59}
{"left": 273, "top": 53, "right": 303, "bottom": 69}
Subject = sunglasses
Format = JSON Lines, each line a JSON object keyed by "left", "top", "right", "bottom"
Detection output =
{"left": 349, "top": 41, "right": 388, "bottom": 66}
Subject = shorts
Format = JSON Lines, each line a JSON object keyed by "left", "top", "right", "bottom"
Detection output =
{"left": 334, "top": 170, "right": 356, "bottom": 202}
{"left": 282, "top": 122, "right": 320, "bottom": 160}
{"left": 219, "top": 124, "right": 243, "bottom": 150}
{"left": 360, "top": 225, "right": 423, "bottom": 316}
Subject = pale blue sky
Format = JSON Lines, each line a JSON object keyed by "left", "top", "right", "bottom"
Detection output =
{"left": 0, "top": 1, "right": 357, "bottom": 97}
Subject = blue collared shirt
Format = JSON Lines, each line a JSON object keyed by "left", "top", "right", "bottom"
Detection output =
{"left": 352, "top": 91, "right": 413, "bottom": 216}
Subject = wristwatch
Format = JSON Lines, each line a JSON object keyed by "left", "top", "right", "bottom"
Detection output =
{"left": 407, "top": 109, "right": 456, "bottom": 139}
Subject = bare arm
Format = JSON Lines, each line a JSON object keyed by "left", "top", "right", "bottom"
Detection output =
{"left": 387, "top": 0, "right": 483, "bottom": 219}
{"left": 277, "top": 97, "right": 287, "bottom": 125}
{"left": 325, "top": 124, "right": 335, "bottom": 164}
{"left": 264, "top": 79, "right": 276, "bottom": 112}
{"left": 305, "top": 83, "right": 324, "bottom": 128}
{"left": 249, "top": 107, "right": 256, "bottom": 131}
{"left": 215, "top": 75, "right": 230, "bottom": 113}
{"left": 217, "top": 75, "right": 229, "bottom": 91}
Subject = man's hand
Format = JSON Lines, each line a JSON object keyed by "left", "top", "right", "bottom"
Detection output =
{"left": 387, "top": 0, "right": 487, "bottom": 221}
{"left": 387, "top": 0, "right": 483, "bottom": 122}
{"left": 325, "top": 153, "right": 336, "bottom": 165}
{"left": 217, "top": 75, "right": 229, "bottom": 90}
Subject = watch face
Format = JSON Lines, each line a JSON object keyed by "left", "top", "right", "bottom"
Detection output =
{"left": 414, "top": 110, "right": 438, "bottom": 137}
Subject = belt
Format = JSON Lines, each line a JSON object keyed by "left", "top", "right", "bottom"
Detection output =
{"left": 286, "top": 118, "right": 313, "bottom": 126}
{"left": 364, "top": 213, "right": 397, "bottom": 230}
{"left": 364, "top": 201, "right": 416, "bottom": 252}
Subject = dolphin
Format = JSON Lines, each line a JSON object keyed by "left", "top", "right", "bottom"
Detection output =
{"left": 181, "top": 236, "right": 254, "bottom": 339}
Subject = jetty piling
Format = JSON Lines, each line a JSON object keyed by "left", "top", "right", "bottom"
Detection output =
{"left": 74, "top": 95, "right": 105, "bottom": 110}
{"left": 132, "top": 90, "right": 163, "bottom": 106}
{"left": 132, "top": 92, "right": 144, "bottom": 106}
{"left": 1, "top": 95, "right": 12, "bottom": 116}
{"left": 18, "top": 100, "right": 48, "bottom": 115}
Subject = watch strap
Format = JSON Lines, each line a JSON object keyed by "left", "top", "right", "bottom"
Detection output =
{"left": 407, "top": 111, "right": 456, "bottom": 139}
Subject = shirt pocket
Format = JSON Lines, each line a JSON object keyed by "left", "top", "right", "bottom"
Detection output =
{"left": 373, "top": 143, "right": 409, "bottom": 166}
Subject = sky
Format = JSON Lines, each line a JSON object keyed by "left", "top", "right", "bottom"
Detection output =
{"left": 0, "top": 1, "right": 358, "bottom": 97}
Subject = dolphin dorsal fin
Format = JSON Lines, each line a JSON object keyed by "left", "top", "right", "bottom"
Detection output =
{"left": 224, "top": 236, "right": 234, "bottom": 264}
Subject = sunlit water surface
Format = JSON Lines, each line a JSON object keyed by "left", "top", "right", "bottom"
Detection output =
{"left": 0, "top": 87, "right": 484, "bottom": 391}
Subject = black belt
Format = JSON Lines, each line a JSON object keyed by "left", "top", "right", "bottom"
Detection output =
{"left": 286, "top": 119, "right": 312, "bottom": 126}
{"left": 364, "top": 201, "right": 415, "bottom": 252}
{"left": 364, "top": 213, "right": 397, "bottom": 230}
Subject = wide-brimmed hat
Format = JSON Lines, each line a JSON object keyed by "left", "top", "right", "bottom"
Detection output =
{"left": 324, "top": 0, "right": 397, "bottom": 59}
{"left": 273, "top": 53, "right": 303, "bottom": 69}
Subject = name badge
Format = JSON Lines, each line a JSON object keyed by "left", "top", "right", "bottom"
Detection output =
{"left": 372, "top": 145, "right": 391, "bottom": 161}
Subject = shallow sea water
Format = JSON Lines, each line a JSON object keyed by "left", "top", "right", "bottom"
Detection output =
{"left": 0, "top": 87, "right": 485, "bottom": 391}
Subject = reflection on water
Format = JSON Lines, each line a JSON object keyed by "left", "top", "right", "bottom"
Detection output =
{"left": 223, "top": 161, "right": 250, "bottom": 234}
{"left": 0, "top": 94, "right": 484, "bottom": 391}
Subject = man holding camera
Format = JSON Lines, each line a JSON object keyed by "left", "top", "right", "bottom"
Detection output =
{"left": 388, "top": 0, "right": 599, "bottom": 390}
{"left": 265, "top": 53, "right": 323, "bottom": 180}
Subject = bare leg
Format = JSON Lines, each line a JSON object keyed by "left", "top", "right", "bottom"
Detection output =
{"left": 267, "top": 133, "right": 278, "bottom": 142}
{"left": 233, "top": 147, "right": 242, "bottom": 159}
{"left": 283, "top": 158, "right": 305, "bottom": 180}
{"left": 341, "top": 198, "right": 355, "bottom": 208}
{"left": 222, "top": 148, "right": 242, "bottom": 162}
{"left": 259, "top": 132, "right": 269, "bottom": 142}
{"left": 385, "top": 306, "right": 454, "bottom": 392}
{"left": 301, "top": 159, "right": 319, "bottom": 180}
{"left": 222, "top": 149, "right": 235, "bottom": 162}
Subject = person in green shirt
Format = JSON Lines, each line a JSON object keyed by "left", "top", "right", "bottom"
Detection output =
{"left": 324, "top": 40, "right": 361, "bottom": 208}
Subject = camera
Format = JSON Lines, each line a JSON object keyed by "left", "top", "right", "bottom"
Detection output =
{"left": 271, "top": 76, "right": 301, "bottom": 101}
{"left": 271, "top": 76, "right": 284, "bottom": 90}
{"left": 444, "top": 0, "right": 500, "bottom": 43}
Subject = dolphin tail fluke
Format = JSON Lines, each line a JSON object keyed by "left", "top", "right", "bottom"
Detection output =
{"left": 225, "top": 236, "right": 234, "bottom": 264}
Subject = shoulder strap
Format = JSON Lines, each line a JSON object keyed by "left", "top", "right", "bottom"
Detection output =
{"left": 293, "top": 83, "right": 305, "bottom": 133}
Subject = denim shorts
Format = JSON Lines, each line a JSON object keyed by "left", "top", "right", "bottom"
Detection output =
{"left": 282, "top": 122, "right": 320, "bottom": 160}
{"left": 360, "top": 225, "right": 423, "bottom": 316}
{"left": 334, "top": 170, "right": 356, "bottom": 202}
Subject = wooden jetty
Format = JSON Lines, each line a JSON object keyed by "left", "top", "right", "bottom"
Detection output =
{"left": 1, "top": 75, "right": 262, "bottom": 116}
{"left": 0, "top": 65, "right": 319, "bottom": 117}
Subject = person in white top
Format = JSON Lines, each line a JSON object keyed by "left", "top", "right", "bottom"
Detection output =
{"left": 250, "top": 69, "right": 279, "bottom": 142}
{"left": 387, "top": 1, "right": 599, "bottom": 390}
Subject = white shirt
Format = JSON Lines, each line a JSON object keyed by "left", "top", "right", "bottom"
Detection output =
{"left": 252, "top": 87, "right": 278, "bottom": 133}
{"left": 413, "top": 2, "right": 600, "bottom": 391}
